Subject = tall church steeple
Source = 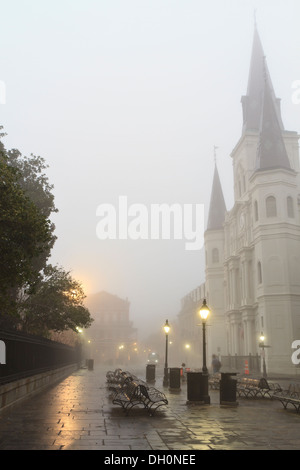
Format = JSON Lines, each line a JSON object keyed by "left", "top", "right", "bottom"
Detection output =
{"left": 241, "top": 24, "right": 284, "bottom": 134}
{"left": 207, "top": 163, "right": 226, "bottom": 231}
{"left": 255, "top": 62, "right": 291, "bottom": 171}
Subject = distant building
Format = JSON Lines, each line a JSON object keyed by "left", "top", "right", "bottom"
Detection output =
{"left": 178, "top": 25, "right": 300, "bottom": 375}
{"left": 85, "top": 291, "right": 137, "bottom": 365}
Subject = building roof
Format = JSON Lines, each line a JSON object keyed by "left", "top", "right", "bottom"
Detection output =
{"left": 241, "top": 25, "right": 291, "bottom": 171}
{"left": 206, "top": 164, "right": 227, "bottom": 231}
{"left": 241, "top": 25, "right": 284, "bottom": 134}
{"left": 255, "top": 69, "right": 291, "bottom": 171}
{"left": 84, "top": 291, "right": 130, "bottom": 313}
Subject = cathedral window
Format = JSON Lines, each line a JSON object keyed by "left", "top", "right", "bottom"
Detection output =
{"left": 266, "top": 196, "right": 277, "bottom": 218}
{"left": 287, "top": 196, "right": 294, "bottom": 218}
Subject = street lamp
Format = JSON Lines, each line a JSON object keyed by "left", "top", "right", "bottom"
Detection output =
{"left": 163, "top": 320, "right": 170, "bottom": 387}
{"left": 259, "top": 332, "right": 267, "bottom": 379}
{"left": 198, "top": 299, "right": 211, "bottom": 404}
{"left": 184, "top": 343, "right": 190, "bottom": 364}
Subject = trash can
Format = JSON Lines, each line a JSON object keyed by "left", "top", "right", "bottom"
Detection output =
{"left": 87, "top": 359, "right": 94, "bottom": 371}
{"left": 169, "top": 368, "right": 181, "bottom": 391}
{"left": 187, "top": 372, "right": 204, "bottom": 402}
{"left": 220, "top": 372, "right": 238, "bottom": 405}
{"left": 146, "top": 364, "right": 156, "bottom": 383}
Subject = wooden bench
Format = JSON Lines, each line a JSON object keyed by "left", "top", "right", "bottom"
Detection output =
{"left": 237, "top": 377, "right": 282, "bottom": 398}
{"left": 273, "top": 383, "right": 300, "bottom": 413}
{"left": 106, "top": 368, "right": 124, "bottom": 383}
{"left": 139, "top": 384, "right": 168, "bottom": 415}
{"left": 112, "top": 381, "right": 146, "bottom": 413}
{"left": 108, "top": 373, "right": 168, "bottom": 416}
{"left": 106, "top": 369, "right": 137, "bottom": 387}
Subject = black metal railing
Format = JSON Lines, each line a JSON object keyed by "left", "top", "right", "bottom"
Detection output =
{"left": 221, "top": 354, "right": 260, "bottom": 374}
{"left": 0, "top": 329, "right": 80, "bottom": 384}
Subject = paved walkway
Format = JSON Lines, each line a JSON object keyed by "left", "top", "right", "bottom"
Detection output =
{"left": 0, "top": 365, "right": 299, "bottom": 450}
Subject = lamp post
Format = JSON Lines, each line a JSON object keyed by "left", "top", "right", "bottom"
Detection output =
{"left": 185, "top": 343, "right": 190, "bottom": 364}
{"left": 163, "top": 320, "right": 170, "bottom": 387}
{"left": 259, "top": 332, "right": 267, "bottom": 379}
{"left": 199, "top": 299, "right": 211, "bottom": 404}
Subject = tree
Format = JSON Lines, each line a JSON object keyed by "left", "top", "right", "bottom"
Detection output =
{"left": 19, "top": 265, "right": 93, "bottom": 336}
{"left": 0, "top": 150, "right": 53, "bottom": 319}
{"left": 6, "top": 147, "right": 58, "bottom": 276}
{"left": 0, "top": 127, "right": 92, "bottom": 336}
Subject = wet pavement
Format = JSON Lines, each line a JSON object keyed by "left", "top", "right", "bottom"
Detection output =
{"left": 0, "top": 364, "right": 299, "bottom": 451}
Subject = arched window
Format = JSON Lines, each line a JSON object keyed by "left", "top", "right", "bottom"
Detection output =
{"left": 266, "top": 196, "right": 277, "bottom": 218}
{"left": 258, "top": 261, "right": 262, "bottom": 284}
{"left": 254, "top": 200, "right": 258, "bottom": 221}
{"left": 212, "top": 248, "right": 219, "bottom": 263}
{"left": 287, "top": 196, "right": 294, "bottom": 218}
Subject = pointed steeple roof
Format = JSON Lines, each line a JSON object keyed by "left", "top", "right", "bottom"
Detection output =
{"left": 207, "top": 164, "right": 227, "bottom": 231}
{"left": 255, "top": 65, "right": 291, "bottom": 171}
{"left": 241, "top": 25, "right": 284, "bottom": 133}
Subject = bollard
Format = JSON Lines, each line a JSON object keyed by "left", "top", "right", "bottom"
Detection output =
{"left": 186, "top": 371, "right": 205, "bottom": 403}
{"left": 169, "top": 368, "right": 181, "bottom": 391}
{"left": 220, "top": 372, "right": 238, "bottom": 406}
{"left": 146, "top": 364, "right": 156, "bottom": 383}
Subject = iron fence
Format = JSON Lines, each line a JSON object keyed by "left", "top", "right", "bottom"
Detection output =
{"left": 0, "top": 329, "right": 80, "bottom": 384}
{"left": 221, "top": 354, "right": 260, "bottom": 374}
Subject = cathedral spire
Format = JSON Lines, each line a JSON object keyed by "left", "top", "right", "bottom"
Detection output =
{"left": 207, "top": 162, "right": 226, "bottom": 231}
{"left": 255, "top": 62, "right": 291, "bottom": 171}
{"left": 241, "top": 24, "right": 284, "bottom": 133}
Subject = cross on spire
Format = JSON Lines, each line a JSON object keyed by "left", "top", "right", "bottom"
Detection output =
{"left": 213, "top": 145, "right": 218, "bottom": 165}
{"left": 254, "top": 8, "right": 257, "bottom": 28}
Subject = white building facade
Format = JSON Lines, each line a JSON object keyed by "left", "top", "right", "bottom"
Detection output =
{"left": 178, "top": 26, "right": 300, "bottom": 375}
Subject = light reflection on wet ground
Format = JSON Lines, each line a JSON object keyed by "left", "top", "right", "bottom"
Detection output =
{"left": 0, "top": 365, "right": 299, "bottom": 450}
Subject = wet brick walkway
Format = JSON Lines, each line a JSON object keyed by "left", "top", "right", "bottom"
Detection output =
{"left": 0, "top": 365, "right": 299, "bottom": 450}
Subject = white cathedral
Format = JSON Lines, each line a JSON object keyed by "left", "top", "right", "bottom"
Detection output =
{"left": 178, "top": 25, "right": 300, "bottom": 376}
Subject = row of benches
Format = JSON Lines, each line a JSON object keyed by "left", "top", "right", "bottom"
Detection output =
{"left": 106, "top": 368, "right": 168, "bottom": 416}
{"left": 238, "top": 377, "right": 283, "bottom": 398}
{"left": 273, "top": 383, "right": 300, "bottom": 413}
{"left": 209, "top": 373, "right": 282, "bottom": 398}
{"left": 209, "top": 373, "right": 300, "bottom": 413}
{"left": 107, "top": 369, "right": 300, "bottom": 414}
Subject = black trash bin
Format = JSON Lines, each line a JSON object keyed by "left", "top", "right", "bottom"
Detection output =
{"left": 169, "top": 368, "right": 181, "bottom": 391}
{"left": 220, "top": 372, "right": 238, "bottom": 405}
{"left": 146, "top": 364, "right": 156, "bottom": 383}
{"left": 187, "top": 372, "right": 205, "bottom": 402}
{"left": 87, "top": 359, "right": 94, "bottom": 371}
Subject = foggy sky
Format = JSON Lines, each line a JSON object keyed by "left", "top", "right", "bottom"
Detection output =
{"left": 1, "top": 0, "right": 300, "bottom": 339}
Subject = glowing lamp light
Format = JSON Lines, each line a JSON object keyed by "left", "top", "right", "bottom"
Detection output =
{"left": 163, "top": 320, "right": 170, "bottom": 335}
{"left": 199, "top": 299, "right": 210, "bottom": 322}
